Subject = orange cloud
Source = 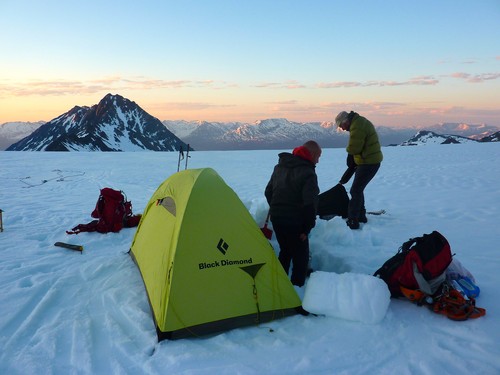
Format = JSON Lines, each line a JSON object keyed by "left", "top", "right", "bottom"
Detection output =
{"left": 152, "top": 102, "right": 235, "bottom": 111}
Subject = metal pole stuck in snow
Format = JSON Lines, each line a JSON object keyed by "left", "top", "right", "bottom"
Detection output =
{"left": 185, "top": 144, "right": 190, "bottom": 170}
{"left": 177, "top": 145, "right": 184, "bottom": 172}
{"left": 0, "top": 209, "right": 3, "bottom": 232}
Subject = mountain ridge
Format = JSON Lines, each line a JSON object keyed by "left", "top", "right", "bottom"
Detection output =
{"left": 5, "top": 94, "right": 189, "bottom": 152}
{"left": 399, "top": 130, "right": 479, "bottom": 146}
{"left": 2, "top": 94, "right": 498, "bottom": 150}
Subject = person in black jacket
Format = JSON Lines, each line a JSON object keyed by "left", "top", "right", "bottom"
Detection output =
{"left": 265, "top": 140, "right": 321, "bottom": 287}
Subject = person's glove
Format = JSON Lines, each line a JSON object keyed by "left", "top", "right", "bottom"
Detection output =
{"left": 302, "top": 204, "right": 316, "bottom": 234}
{"left": 339, "top": 166, "right": 356, "bottom": 185}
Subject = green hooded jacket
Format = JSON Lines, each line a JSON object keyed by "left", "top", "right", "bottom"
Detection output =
{"left": 347, "top": 113, "right": 383, "bottom": 165}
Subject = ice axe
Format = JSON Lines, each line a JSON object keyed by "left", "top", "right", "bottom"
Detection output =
{"left": 54, "top": 242, "right": 83, "bottom": 253}
{"left": 260, "top": 212, "right": 273, "bottom": 240}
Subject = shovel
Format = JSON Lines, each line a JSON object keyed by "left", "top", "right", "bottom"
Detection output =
{"left": 260, "top": 212, "right": 273, "bottom": 240}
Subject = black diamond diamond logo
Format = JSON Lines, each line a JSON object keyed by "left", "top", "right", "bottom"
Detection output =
{"left": 217, "top": 238, "right": 229, "bottom": 255}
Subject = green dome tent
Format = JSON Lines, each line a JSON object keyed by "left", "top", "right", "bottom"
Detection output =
{"left": 130, "top": 168, "right": 301, "bottom": 340}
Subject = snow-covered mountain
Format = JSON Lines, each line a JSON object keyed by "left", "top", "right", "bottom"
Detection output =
{"left": 6, "top": 94, "right": 189, "bottom": 152}
{"left": 0, "top": 121, "right": 45, "bottom": 150}
{"left": 218, "top": 119, "right": 345, "bottom": 150}
{"left": 164, "top": 118, "right": 342, "bottom": 150}
{"left": 162, "top": 120, "right": 499, "bottom": 150}
{"left": 399, "top": 130, "right": 479, "bottom": 146}
{"left": 2, "top": 101, "right": 498, "bottom": 151}
{"left": 163, "top": 118, "right": 347, "bottom": 150}
{"left": 478, "top": 130, "right": 500, "bottom": 143}
{"left": 163, "top": 120, "right": 242, "bottom": 150}
{"left": 423, "top": 122, "right": 499, "bottom": 140}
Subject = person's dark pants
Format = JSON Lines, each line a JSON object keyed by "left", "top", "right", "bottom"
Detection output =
{"left": 271, "top": 220, "right": 309, "bottom": 287}
{"left": 349, "top": 163, "right": 380, "bottom": 220}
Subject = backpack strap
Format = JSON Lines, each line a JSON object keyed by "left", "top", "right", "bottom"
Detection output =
{"left": 66, "top": 220, "right": 99, "bottom": 235}
{"left": 412, "top": 262, "right": 447, "bottom": 295}
{"left": 401, "top": 237, "right": 418, "bottom": 253}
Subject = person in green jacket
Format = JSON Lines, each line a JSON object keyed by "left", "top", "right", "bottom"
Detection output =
{"left": 335, "top": 111, "right": 383, "bottom": 229}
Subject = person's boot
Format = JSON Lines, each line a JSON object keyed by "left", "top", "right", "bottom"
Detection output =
{"left": 346, "top": 218, "right": 360, "bottom": 230}
{"left": 358, "top": 209, "right": 368, "bottom": 223}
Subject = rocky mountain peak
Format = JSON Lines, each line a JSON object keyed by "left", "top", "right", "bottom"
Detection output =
{"left": 6, "top": 94, "right": 190, "bottom": 152}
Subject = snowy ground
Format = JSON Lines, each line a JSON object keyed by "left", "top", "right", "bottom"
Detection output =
{"left": 1, "top": 143, "right": 499, "bottom": 374}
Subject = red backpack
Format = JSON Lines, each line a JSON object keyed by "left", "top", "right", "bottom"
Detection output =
{"left": 67, "top": 188, "right": 141, "bottom": 234}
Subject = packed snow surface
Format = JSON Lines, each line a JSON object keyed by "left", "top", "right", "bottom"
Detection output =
{"left": 1, "top": 143, "right": 499, "bottom": 374}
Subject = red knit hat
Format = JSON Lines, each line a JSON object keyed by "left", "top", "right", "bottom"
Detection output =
{"left": 292, "top": 146, "right": 313, "bottom": 162}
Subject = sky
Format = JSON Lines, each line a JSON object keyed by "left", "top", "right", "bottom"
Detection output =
{"left": 1, "top": 144, "right": 499, "bottom": 374}
{"left": 1, "top": 0, "right": 499, "bottom": 127}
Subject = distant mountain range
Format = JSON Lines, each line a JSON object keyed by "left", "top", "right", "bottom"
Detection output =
{"left": 162, "top": 120, "right": 499, "bottom": 150}
{"left": 162, "top": 119, "right": 349, "bottom": 150}
{"left": 1, "top": 94, "right": 498, "bottom": 151}
{"left": 0, "top": 121, "right": 45, "bottom": 150}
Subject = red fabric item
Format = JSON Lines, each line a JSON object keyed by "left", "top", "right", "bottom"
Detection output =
{"left": 292, "top": 146, "right": 313, "bottom": 162}
{"left": 67, "top": 187, "right": 141, "bottom": 235}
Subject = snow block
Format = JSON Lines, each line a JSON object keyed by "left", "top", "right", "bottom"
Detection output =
{"left": 302, "top": 271, "right": 391, "bottom": 324}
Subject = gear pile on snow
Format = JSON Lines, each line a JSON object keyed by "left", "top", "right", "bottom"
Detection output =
{"left": 400, "top": 282, "right": 486, "bottom": 321}
{"left": 374, "top": 231, "right": 486, "bottom": 321}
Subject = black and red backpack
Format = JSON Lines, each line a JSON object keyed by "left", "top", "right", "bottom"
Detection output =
{"left": 67, "top": 188, "right": 141, "bottom": 235}
{"left": 374, "top": 231, "right": 453, "bottom": 297}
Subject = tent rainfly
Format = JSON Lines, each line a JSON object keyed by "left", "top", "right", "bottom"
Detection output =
{"left": 130, "top": 168, "right": 301, "bottom": 340}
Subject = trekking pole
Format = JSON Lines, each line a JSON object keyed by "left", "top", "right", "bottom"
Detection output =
{"left": 184, "top": 144, "right": 190, "bottom": 170}
{"left": 177, "top": 145, "right": 184, "bottom": 172}
{"left": 0, "top": 209, "right": 4, "bottom": 232}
